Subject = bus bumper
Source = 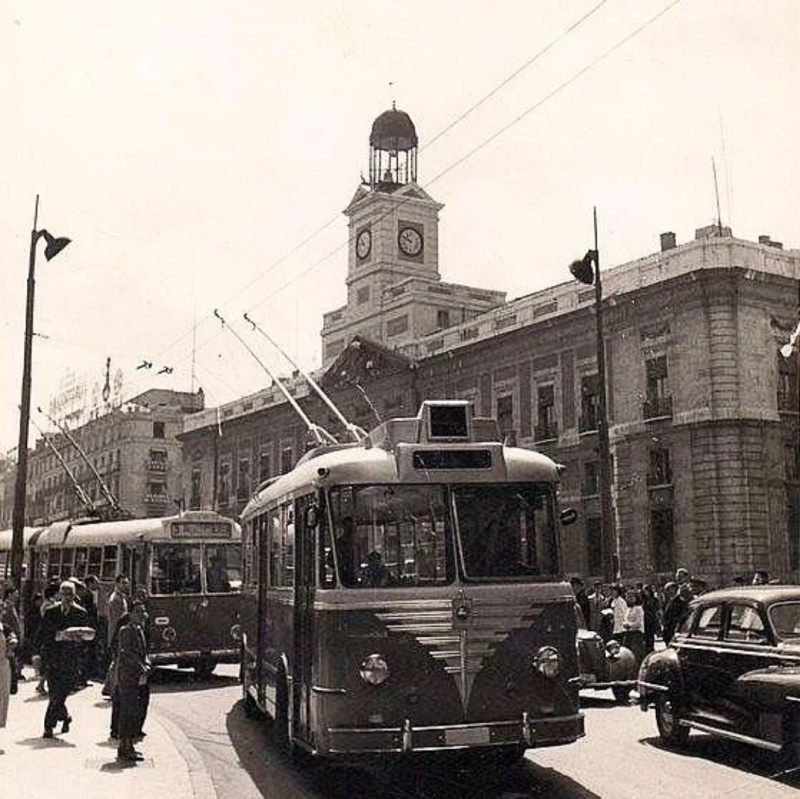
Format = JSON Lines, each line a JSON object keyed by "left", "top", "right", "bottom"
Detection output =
{"left": 325, "top": 712, "right": 584, "bottom": 754}
{"left": 150, "top": 648, "right": 240, "bottom": 666}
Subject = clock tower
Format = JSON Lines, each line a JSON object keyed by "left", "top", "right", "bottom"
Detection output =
{"left": 321, "top": 106, "right": 504, "bottom": 364}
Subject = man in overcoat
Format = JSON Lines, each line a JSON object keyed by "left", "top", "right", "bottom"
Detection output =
{"left": 115, "top": 601, "right": 151, "bottom": 762}
{"left": 38, "top": 581, "right": 88, "bottom": 738}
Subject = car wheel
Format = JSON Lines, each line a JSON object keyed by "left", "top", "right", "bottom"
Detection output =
{"left": 612, "top": 686, "right": 631, "bottom": 703}
{"left": 780, "top": 712, "right": 800, "bottom": 771}
{"left": 655, "top": 697, "right": 689, "bottom": 747}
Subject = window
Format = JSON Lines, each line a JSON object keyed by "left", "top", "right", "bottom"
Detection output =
{"left": 651, "top": 508, "right": 676, "bottom": 572}
{"left": 217, "top": 462, "right": 230, "bottom": 505}
{"left": 151, "top": 544, "right": 202, "bottom": 594}
{"left": 269, "top": 503, "right": 295, "bottom": 587}
{"left": 190, "top": 468, "right": 202, "bottom": 510}
{"left": 693, "top": 605, "right": 723, "bottom": 639}
{"left": 580, "top": 374, "right": 599, "bottom": 432}
{"left": 644, "top": 356, "right": 672, "bottom": 418}
{"left": 436, "top": 309, "right": 450, "bottom": 329}
{"left": 329, "top": 484, "right": 452, "bottom": 588}
{"left": 237, "top": 458, "right": 251, "bottom": 500}
{"left": 280, "top": 446, "right": 293, "bottom": 475}
{"left": 357, "top": 286, "right": 370, "bottom": 305}
{"left": 87, "top": 547, "right": 103, "bottom": 576}
{"left": 778, "top": 353, "right": 798, "bottom": 412}
{"left": 148, "top": 481, "right": 166, "bottom": 498}
{"left": 583, "top": 461, "right": 599, "bottom": 496}
{"left": 205, "top": 544, "right": 242, "bottom": 593}
{"left": 101, "top": 545, "right": 118, "bottom": 580}
{"left": 153, "top": 421, "right": 165, "bottom": 439}
{"left": 386, "top": 315, "right": 409, "bottom": 337}
{"left": 60, "top": 548, "right": 75, "bottom": 578}
{"left": 74, "top": 547, "right": 88, "bottom": 577}
{"left": 535, "top": 385, "right": 557, "bottom": 440}
{"left": 648, "top": 447, "right": 672, "bottom": 486}
{"left": 768, "top": 602, "right": 800, "bottom": 640}
{"left": 586, "top": 517, "right": 602, "bottom": 575}
{"left": 47, "top": 549, "right": 61, "bottom": 579}
{"left": 456, "top": 483, "right": 558, "bottom": 580}
{"left": 259, "top": 450, "right": 272, "bottom": 483}
{"left": 726, "top": 605, "right": 768, "bottom": 643}
{"left": 496, "top": 395, "right": 515, "bottom": 445}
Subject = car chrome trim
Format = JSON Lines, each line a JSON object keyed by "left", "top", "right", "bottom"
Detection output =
{"left": 328, "top": 714, "right": 581, "bottom": 734}
{"left": 637, "top": 680, "right": 670, "bottom": 693}
{"left": 311, "top": 685, "right": 347, "bottom": 694}
{"left": 787, "top": 696, "right": 800, "bottom": 704}
{"left": 674, "top": 640, "right": 800, "bottom": 662}
{"left": 679, "top": 719, "right": 782, "bottom": 752}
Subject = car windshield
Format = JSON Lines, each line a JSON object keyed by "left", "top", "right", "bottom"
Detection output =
{"left": 768, "top": 602, "right": 800, "bottom": 640}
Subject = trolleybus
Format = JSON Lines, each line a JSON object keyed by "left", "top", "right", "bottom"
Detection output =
{"left": 239, "top": 400, "right": 584, "bottom": 760}
{"left": 13, "top": 511, "right": 242, "bottom": 674}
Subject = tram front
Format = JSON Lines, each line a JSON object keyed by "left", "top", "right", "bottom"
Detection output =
{"left": 309, "top": 401, "right": 584, "bottom": 759}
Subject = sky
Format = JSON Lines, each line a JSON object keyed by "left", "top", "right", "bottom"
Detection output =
{"left": 1, "top": 0, "right": 798, "bottom": 454}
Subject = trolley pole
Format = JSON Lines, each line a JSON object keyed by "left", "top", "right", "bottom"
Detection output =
{"left": 569, "top": 208, "right": 617, "bottom": 582}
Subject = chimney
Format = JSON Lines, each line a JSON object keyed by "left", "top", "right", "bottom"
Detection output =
{"left": 660, "top": 232, "right": 677, "bottom": 252}
{"left": 759, "top": 234, "right": 783, "bottom": 249}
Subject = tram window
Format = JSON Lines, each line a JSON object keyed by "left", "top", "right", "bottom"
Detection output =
{"left": 101, "top": 546, "right": 118, "bottom": 580}
{"left": 329, "top": 484, "right": 453, "bottom": 588}
{"left": 74, "top": 547, "right": 88, "bottom": 577}
{"left": 455, "top": 483, "right": 558, "bottom": 580}
{"left": 151, "top": 544, "right": 203, "bottom": 595}
{"left": 269, "top": 503, "right": 294, "bottom": 587}
{"left": 0, "top": 552, "right": 7, "bottom": 578}
{"left": 205, "top": 545, "right": 241, "bottom": 593}
{"left": 87, "top": 547, "right": 103, "bottom": 576}
{"left": 47, "top": 550, "right": 61, "bottom": 579}
{"left": 61, "top": 549, "right": 75, "bottom": 578}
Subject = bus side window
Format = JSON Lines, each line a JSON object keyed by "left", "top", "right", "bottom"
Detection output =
{"left": 318, "top": 505, "right": 335, "bottom": 589}
{"left": 75, "top": 547, "right": 88, "bottom": 578}
{"left": 101, "top": 546, "right": 118, "bottom": 581}
{"left": 48, "top": 549, "right": 61, "bottom": 579}
{"left": 87, "top": 547, "right": 103, "bottom": 576}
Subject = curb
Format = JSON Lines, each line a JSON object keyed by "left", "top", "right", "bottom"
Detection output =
{"left": 153, "top": 709, "right": 219, "bottom": 799}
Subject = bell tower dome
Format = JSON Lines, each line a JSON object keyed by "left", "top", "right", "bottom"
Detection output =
{"left": 369, "top": 103, "right": 418, "bottom": 189}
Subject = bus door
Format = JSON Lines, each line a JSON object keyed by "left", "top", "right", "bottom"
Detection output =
{"left": 256, "top": 516, "right": 268, "bottom": 709}
{"left": 292, "top": 494, "right": 316, "bottom": 743}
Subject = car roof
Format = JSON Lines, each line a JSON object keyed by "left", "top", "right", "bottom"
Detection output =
{"left": 691, "top": 585, "right": 800, "bottom": 607}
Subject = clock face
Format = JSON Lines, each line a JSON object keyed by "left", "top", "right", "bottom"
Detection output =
{"left": 356, "top": 228, "right": 372, "bottom": 259}
{"left": 398, "top": 226, "right": 423, "bottom": 257}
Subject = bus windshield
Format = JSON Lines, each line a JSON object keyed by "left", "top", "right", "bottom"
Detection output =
{"left": 151, "top": 543, "right": 202, "bottom": 595}
{"left": 329, "top": 484, "right": 453, "bottom": 588}
{"left": 205, "top": 544, "right": 242, "bottom": 593}
{"left": 454, "top": 483, "right": 559, "bottom": 580}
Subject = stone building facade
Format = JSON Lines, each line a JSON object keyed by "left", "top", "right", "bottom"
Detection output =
{"left": 177, "top": 107, "right": 799, "bottom": 586}
{"left": 0, "top": 388, "right": 204, "bottom": 526}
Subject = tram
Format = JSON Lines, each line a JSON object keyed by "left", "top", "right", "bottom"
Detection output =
{"left": 1, "top": 511, "right": 242, "bottom": 674}
{"left": 239, "top": 399, "right": 584, "bottom": 760}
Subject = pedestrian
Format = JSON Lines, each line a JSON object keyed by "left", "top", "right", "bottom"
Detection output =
{"left": 82, "top": 575, "right": 102, "bottom": 679}
{"left": 610, "top": 584, "right": 628, "bottom": 641}
{"left": 1, "top": 587, "right": 23, "bottom": 683}
{"left": 752, "top": 570, "right": 769, "bottom": 585}
{"left": 1, "top": 617, "right": 18, "bottom": 733}
{"left": 622, "top": 589, "right": 645, "bottom": 663}
{"left": 109, "top": 606, "right": 151, "bottom": 742}
{"left": 115, "top": 601, "right": 151, "bottom": 763}
{"left": 23, "top": 593, "right": 43, "bottom": 667}
{"left": 641, "top": 584, "right": 661, "bottom": 654}
{"left": 675, "top": 567, "right": 690, "bottom": 588}
{"left": 38, "top": 581, "right": 90, "bottom": 738}
{"left": 107, "top": 575, "right": 130, "bottom": 656}
{"left": 586, "top": 580, "right": 606, "bottom": 633}
{"left": 570, "top": 577, "right": 591, "bottom": 625}
{"left": 662, "top": 583, "right": 693, "bottom": 645}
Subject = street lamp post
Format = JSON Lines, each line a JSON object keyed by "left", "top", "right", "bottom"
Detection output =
{"left": 570, "top": 207, "right": 617, "bottom": 582}
{"left": 10, "top": 195, "right": 71, "bottom": 590}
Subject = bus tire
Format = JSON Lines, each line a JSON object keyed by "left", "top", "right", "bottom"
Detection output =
{"left": 274, "top": 671, "right": 291, "bottom": 754}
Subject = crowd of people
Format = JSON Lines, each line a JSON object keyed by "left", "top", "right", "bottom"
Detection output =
{"left": 0, "top": 573, "right": 151, "bottom": 763}
{"left": 570, "top": 566, "right": 778, "bottom": 663}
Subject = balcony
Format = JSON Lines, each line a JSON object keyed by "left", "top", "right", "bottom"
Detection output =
{"left": 144, "top": 493, "right": 170, "bottom": 505}
{"left": 534, "top": 422, "right": 559, "bottom": 442}
{"left": 643, "top": 395, "right": 673, "bottom": 420}
{"left": 147, "top": 459, "right": 168, "bottom": 472}
{"left": 646, "top": 471, "right": 673, "bottom": 488}
{"left": 578, "top": 413, "right": 598, "bottom": 434}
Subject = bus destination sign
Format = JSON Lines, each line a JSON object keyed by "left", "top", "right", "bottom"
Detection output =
{"left": 170, "top": 522, "right": 232, "bottom": 539}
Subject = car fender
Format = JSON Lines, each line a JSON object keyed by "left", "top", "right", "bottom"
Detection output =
{"left": 735, "top": 665, "right": 800, "bottom": 713}
{"left": 638, "top": 647, "right": 684, "bottom": 704}
{"left": 607, "top": 645, "right": 638, "bottom": 682}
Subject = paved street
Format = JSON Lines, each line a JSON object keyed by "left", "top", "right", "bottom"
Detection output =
{"left": 150, "top": 666, "right": 800, "bottom": 799}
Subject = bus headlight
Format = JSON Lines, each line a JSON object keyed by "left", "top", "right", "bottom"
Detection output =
{"left": 534, "top": 646, "right": 561, "bottom": 678}
{"left": 230, "top": 624, "right": 242, "bottom": 641}
{"left": 360, "top": 654, "right": 389, "bottom": 686}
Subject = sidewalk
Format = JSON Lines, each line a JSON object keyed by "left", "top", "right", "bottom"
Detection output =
{"left": 0, "top": 671, "right": 212, "bottom": 799}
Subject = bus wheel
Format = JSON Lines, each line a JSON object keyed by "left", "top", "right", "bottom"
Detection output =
{"left": 194, "top": 660, "right": 216, "bottom": 679}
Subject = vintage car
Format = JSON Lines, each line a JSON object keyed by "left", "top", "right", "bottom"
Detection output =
{"left": 638, "top": 586, "right": 800, "bottom": 765}
{"left": 571, "top": 610, "right": 639, "bottom": 702}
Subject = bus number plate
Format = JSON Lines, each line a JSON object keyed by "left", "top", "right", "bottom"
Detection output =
{"left": 445, "top": 727, "right": 490, "bottom": 746}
